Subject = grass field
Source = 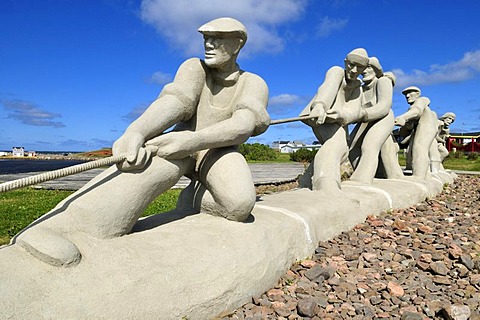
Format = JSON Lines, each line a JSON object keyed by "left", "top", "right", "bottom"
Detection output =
{"left": 1, "top": 152, "right": 479, "bottom": 245}
{"left": 247, "top": 153, "right": 291, "bottom": 163}
{"left": 398, "top": 152, "right": 480, "bottom": 171}
{"left": 0, "top": 188, "right": 181, "bottom": 245}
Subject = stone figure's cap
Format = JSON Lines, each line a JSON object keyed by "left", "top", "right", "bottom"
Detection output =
{"left": 198, "top": 17, "right": 247, "bottom": 41}
{"left": 345, "top": 48, "right": 369, "bottom": 66}
{"left": 383, "top": 71, "right": 396, "bottom": 87}
{"left": 368, "top": 57, "right": 383, "bottom": 77}
{"left": 402, "top": 86, "right": 421, "bottom": 95}
{"left": 440, "top": 112, "right": 456, "bottom": 120}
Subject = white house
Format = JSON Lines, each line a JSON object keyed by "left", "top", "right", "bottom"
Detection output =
{"left": 271, "top": 140, "right": 322, "bottom": 153}
{"left": 271, "top": 140, "right": 290, "bottom": 152}
{"left": 0, "top": 151, "right": 9, "bottom": 157}
{"left": 12, "top": 147, "right": 25, "bottom": 157}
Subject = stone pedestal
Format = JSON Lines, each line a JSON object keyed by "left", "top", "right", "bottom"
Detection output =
{"left": 0, "top": 174, "right": 452, "bottom": 319}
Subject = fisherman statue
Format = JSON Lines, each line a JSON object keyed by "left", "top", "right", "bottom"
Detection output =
{"left": 13, "top": 17, "right": 270, "bottom": 267}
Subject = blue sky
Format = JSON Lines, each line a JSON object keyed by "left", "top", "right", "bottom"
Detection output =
{"left": 1, "top": 0, "right": 480, "bottom": 151}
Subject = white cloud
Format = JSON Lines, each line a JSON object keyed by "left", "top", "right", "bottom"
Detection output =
{"left": 270, "top": 93, "right": 302, "bottom": 106}
{"left": 123, "top": 103, "right": 149, "bottom": 122}
{"left": 140, "top": 0, "right": 307, "bottom": 56}
{"left": 268, "top": 93, "right": 304, "bottom": 116}
{"left": 316, "top": 16, "right": 348, "bottom": 38}
{"left": 148, "top": 71, "right": 173, "bottom": 85}
{"left": 393, "top": 49, "right": 480, "bottom": 89}
{"left": 1, "top": 99, "right": 65, "bottom": 128}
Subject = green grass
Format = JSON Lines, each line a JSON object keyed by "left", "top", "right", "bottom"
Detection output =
{"left": 398, "top": 152, "right": 480, "bottom": 171}
{"left": 247, "top": 153, "right": 292, "bottom": 163}
{"left": 2, "top": 152, "right": 478, "bottom": 246}
{"left": 443, "top": 156, "right": 480, "bottom": 171}
{"left": 0, "top": 188, "right": 181, "bottom": 245}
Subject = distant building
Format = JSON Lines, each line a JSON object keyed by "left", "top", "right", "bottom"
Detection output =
{"left": 271, "top": 140, "right": 290, "bottom": 152}
{"left": 271, "top": 140, "right": 322, "bottom": 153}
{"left": 26, "top": 151, "right": 37, "bottom": 157}
{"left": 447, "top": 131, "right": 480, "bottom": 153}
{"left": 0, "top": 151, "right": 9, "bottom": 157}
{"left": 12, "top": 147, "right": 25, "bottom": 157}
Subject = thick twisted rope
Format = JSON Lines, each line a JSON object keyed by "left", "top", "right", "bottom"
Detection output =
{"left": 270, "top": 115, "right": 316, "bottom": 125}
{"left": 0, "top": 155, "right": 126, "bottom": 193}
{"left": 0, "top": 116, "right": 318, "bottom": 194}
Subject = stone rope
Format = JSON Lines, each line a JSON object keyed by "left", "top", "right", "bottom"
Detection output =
{"left": 0, "top": 116, "right": 313, "bottom": 194}
{"left": 0, "top": 155, "right": 126, "bottom": 193}
{"left": 270, "top": 115, "right": 316, "bottom": 125}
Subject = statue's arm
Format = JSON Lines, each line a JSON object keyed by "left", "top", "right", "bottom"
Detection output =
{"left": 113, "top": 58, "right": 204, "bottom": 168}
{"left": 437, "top": 126, "right": 450, "bottom": 143}
{"left": 395, "top": 97, "right": 430, "bottom": 125}
{"left": 123, "top": 58, "right": 203, "bottom": 140}
{"left": 301, "top": 66, "right": 343, "bottom": 124}
{"left": 313, "top": 66, "right": 344, "bottom": 111}
{"left": 363, "top": 77, "right": 393, "bottom": 121}
{"left": 149, "top": 74, "right": 270, "bottom": 160}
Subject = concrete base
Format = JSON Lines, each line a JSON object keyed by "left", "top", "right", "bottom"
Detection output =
{"left": 0, "top": 174, "right": 452, "bottom": 319}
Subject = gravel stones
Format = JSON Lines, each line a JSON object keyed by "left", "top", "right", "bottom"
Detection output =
{"left": 219, "top": 175, "right": 480, "bottom": 319}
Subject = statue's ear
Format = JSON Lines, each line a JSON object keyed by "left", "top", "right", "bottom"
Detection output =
{"left": 234, "top": 39, "right": 245, "bottom": 55}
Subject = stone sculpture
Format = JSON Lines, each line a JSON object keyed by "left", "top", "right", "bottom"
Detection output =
{"left": 394, "top": 86, "right": 438, "bottom": 179}
{"left": 376, "top": 71, "right": 405, "bottom": 179}
{"left": 299, "top": 48, "right": 369, "bottom": 193}
{"left": 13, "top": 17, "right": 270, "bottom": 267}
{"left": 348, "top": 57, "right": 395, "bottom": 184}
{"left": 430, "top": 112, "right": 456, "bottom": 172}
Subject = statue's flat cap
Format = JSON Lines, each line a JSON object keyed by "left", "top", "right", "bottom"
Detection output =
{"left": 345, "top": 48, "right": 369, "bottom": 66}
{"left": 402, "top": 86, "right": 421, "bottom": 95}
{"left": 440, "top": 112, "right": 456, "bottom": 120}
{"left": 198, "top": 17, "right": 247, "bottom": 40}
{"left": 368, "top": 57, "right": 383, "bottom": 77}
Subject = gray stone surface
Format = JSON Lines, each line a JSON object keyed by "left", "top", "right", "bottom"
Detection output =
{"left": 0, "top": 174, "right": 450, "bottom": 319}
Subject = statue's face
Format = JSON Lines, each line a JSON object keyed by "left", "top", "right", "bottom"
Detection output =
{"left": 345, "top": 59, "right": 367, "bottom": 81}
{"left": 203, "top": 35, "right": 241, "bottom": 69}
{"left": 362, "top": 66, "right": 376, "bottom": 83}
{"left": 443, "top": 116, "right": 455, "bottom": 126}
{"left": 404, "top": 91, "right": 420, "bottom": 104}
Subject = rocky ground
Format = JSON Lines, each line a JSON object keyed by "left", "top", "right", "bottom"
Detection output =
{"left": 222, "top": 174, "right": 480, "bottom": 320}
{"left": 255, "top": 181, "right": 299, "bottom": 195}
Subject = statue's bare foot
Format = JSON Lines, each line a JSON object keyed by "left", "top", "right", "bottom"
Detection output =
{"left": 312, "top": 177, "right": 343, "bottom": 195}
{"left": 17, "top": 227, "right": 81, "bottom": 267}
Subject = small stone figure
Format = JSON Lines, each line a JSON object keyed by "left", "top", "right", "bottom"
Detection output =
{"left": 430, "top": 112, "right": 456, "bottom": 172}
{"left": 394, "top": 86, "right": 438, "bottom": 179}
{"left": 299, "top": 48, "right": 368, "bottom": 193}
{"left": 14, "top": 17, "right": 270, "bottom": 267}
{"left": 348, "top": 57, "right": 394, "bottom": 184}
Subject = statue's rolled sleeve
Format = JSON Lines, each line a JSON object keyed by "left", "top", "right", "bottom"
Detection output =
{"left": 409, "top": 97, "right": 430, "bottom": 117}
{"left": 364, "top": 77, "right": 393, "bottom": 121}
{"left": 234, "top": 73, "right": 270, "bottom": 136}
{"left": 157, "top": 58, "right": 206, "bottom": 121}
{"left": 315, "top": 66, "right": 345, "bottom": 109}
{"left": 299, "top": 66, "right": 344, "bottom": 118}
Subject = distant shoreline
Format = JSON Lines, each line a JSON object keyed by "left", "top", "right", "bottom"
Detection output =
{"left": 0, "top": 148, "right": 112, "bottom": 161}
{"left": 0, "top": 155, "right": 96, "bottom": 161}
{"left": 0, "top": 158, "right": 90, "bottom": 175}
